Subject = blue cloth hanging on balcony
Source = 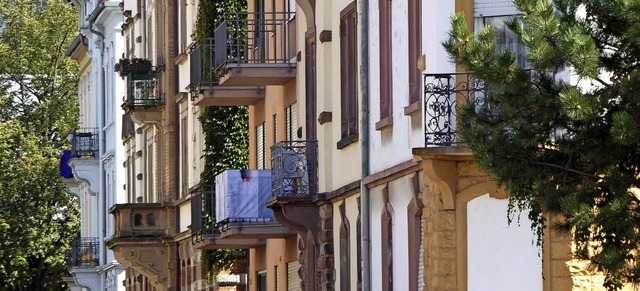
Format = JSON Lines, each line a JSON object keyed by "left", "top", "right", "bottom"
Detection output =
{"left": 60, "top": 150, "right": 74, "bottom": 179}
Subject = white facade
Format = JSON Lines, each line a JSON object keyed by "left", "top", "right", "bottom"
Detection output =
{"left": 64, "top": 1, "right": 126, "bottom": 290}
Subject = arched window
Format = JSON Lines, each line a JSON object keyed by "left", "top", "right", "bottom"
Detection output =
{"left": 381, "top": 185, "right": 394, "bottom": 291}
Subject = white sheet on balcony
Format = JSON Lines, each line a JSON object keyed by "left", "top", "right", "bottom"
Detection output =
{"left": 215, "top": 169, "right": 273, "bottom": 222}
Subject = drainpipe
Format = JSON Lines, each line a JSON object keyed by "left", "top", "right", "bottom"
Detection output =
{"left": 86, "top": 21, "right": 107, "bottom": 282}
{"left": 359, "top": 0, "right": 371, "bottom": 289}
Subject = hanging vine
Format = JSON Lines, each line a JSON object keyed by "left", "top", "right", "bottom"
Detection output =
{"left": 195, "top": 0, "right": 249, "bottom": 283}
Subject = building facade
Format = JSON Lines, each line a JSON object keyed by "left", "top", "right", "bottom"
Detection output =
{"left": 61, "top": 0, "right": 632, "bottom": 290}
{"left": 62, "top": 0, "right": 127, "bottom": 290}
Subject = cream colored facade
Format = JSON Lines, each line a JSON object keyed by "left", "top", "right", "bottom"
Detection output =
{"left": 62, "top": 0, "right": 633, "bottom": 290}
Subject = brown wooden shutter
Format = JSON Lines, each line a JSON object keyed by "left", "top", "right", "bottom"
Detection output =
{"left": 348, "top": 11, "right": 358, "bottom": 136}
{"left": 340, "top": 3, "right": 358, "bottom": 140}
{"left": 340, "top": 17, "right": 349, "bottom": 138}
{"left": 379, "top": 0, "right": 393, "bottom": 120}
{"left": 408, "top": 0, "right": 422, "bottom": 104}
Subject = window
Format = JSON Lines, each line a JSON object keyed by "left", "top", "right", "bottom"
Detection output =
{"left": 257, "top": 271, "right": 267, "bottom": 291}
{"left": 273, "top": 114, "right": 278, "bottom": 143}
{"left": 180, "top": 116, "right": 188, "bottom": 198}
{"left": 482, "top": 16, "right": 528, "bottom": 68}
{"left": 340, "top": 3, "right": 358, "bottom": 145}
{"left": 378, "top": 0, "right": 393, "bottom": 125}
{"left": 381, "top": 186, "right": 394, "bottom": 291}
{"left": 474, "top": 0, "right": 527, "bottom": 68}
{"left": 339, "top": 203, "right": 351, "bottom": 291}
{"left": 256, "top": 122, "right": 266, "bottom": 169}
{"left": 147, "top": 142, "right": 154, "bottom": 202}
{"left": 285, "top": 103, "right": 298, "bottom": 141}
{"left": 179, "top": 0, "right": 187, "bottom": 53}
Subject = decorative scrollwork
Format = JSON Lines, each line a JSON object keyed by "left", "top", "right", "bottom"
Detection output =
{"left": 423, "top": 73, "right": 487, "bottom": 146}
{"left": 271, "top": 140, "right": 318, "bottom": 197}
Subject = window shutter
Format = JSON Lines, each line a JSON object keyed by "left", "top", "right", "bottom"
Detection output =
{"left": 256, "top": 123, "right": 265, "bottom": 169}
{"left": 287, "top": 261, "right": 301, "bottom": 291}
{"left": 474, "top": 0, "right": 519, "bottom": 17}
{"left": 340, "top": 17, "right": 349, "bottom": 137}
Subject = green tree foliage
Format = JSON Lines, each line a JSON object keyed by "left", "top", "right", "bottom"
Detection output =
{"left": 195, "top": 0, "right": 249, "bottom": 281}
{"left": 0, "top": 0, "right": 79, "bottom": 290}
{"left": 445, "top": 0, "right": 640, "bottom": 289}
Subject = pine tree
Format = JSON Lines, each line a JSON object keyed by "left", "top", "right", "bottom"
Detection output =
{"left": 445, "top": 0, "right": 640, "bottom": 289}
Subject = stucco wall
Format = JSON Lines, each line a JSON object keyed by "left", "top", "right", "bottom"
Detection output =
{"left": 467, "top": 194, "right": 542, "bottom": 291}
{"left": 369, "top": 174, "right": 415, "bottom": 291}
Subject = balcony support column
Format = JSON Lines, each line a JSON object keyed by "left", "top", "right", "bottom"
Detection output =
{"left": 269, "top": 200, "right": 335, "bottom": 291}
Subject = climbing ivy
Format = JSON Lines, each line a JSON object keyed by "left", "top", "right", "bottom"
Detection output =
{"left": 195, "top": 0, "right": 248, "bottom": 283}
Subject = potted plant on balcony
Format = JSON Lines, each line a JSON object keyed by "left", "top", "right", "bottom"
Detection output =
{"left": 114, "top": 57, "right": 153, "bottom": 78}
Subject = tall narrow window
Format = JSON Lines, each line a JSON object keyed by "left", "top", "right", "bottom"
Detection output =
{"left": 378, "top": 0, "right": 393, "bottom": 127}
{"left": 285, "top": 103, "right": 298, "bottom": 141}
{"left": 257, "top": 271, "right": 267, "bottom": 291}
{"left": 381, "top": 186, "right": 394, "bottom": 291}
{"left": 273, "top": 114, "right": 278, "bottom": 143}
{"left": 407, "top": 174, "right": 424, "bottom": 291}
{"left": 181, "top": 117, "right": 188, "bottom": 198}
{"left": 179, "top": 0, "right": 187, "bottom": 52}
{"left": 147, "top": 142, "right": 154, "bottom": 202}
{"left": 339, "top": 3, "right": 358, "bottom": 147}
{"left": 275, "top": 265, "right": 280, "bottom": 291}
{"left": 339, "top": 203, "right": 351, "bottom": 291}
{"left": 256, "top": 122, "right": 266, "bottom": 169}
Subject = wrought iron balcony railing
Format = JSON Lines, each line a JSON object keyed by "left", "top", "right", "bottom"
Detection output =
{"left": 214, "top": 12, "right": 296, "bottom": 74}
{"left": 124, "top": 71, "right": 162, "bottom": 109}
{"left": 192, "top": 185, "right": 220, "bottom": 242}
{"left": 70, "top": 128, "right": 98, "bottom": 158}
{"left": 271, "top": 140, "right": 318, "bottom": 197}
{"left": 192, "top": 170, "right": 275, "bottom": 240}
{"left": 66, "top": 237, "right": 99, "bottom": 268}
{"left": 190, "top": 38, "right": 218, "bottom": 91}
{"left": 423, "top": 73, "right": 487, "bottom": 146}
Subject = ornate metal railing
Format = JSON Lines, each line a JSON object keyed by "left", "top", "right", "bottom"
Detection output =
{"left": 423, "top": 73, "right": 487, "bottom": 146}
{"left": 66, "top": 237, "right": 99, "bottom": 268}
{"left": 215, "top": 12, "right": 296, "bottom": 74}
{"left": 70, "top": 128, "right": 98, "bottom": 158}
{"left": 124, "top": 71, "right": 162, "bottom": 108}
{"left": 271, "top": 140, "right": 318, "bottom": 197}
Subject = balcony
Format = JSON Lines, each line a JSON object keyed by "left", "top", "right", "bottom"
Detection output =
{"left": 106, "top": 203, "right": 173, "bottom": 287}
{"left": 70, "top": 128, "right": 99, "bottom": 158}
{"left": 60, "top": 129, "right": 100, "bottom": 194}
{"left": 270, "top": 140, "right": 318, "bottom": 197}
{"left": 108, "top": 203, "right": 171, "bottom": 239}
{"left": 189, "top": 38, "right": 265, "bottom": 106}
{"left": 214, "top": 12, "right": 297, "bottom": 86}
{"left": 66, "top": 237, "right": 101, "bottom": 290}
{"left": 191, "top": 170, "right": 295, "bottom": 250}
{"left": 122, "top": 70, "right": 163, "bottom": 125}
{"left": 423, "top": 73, "right": 486, "bottom": 147}
{"left": 66, "top": 237, "right": 99, "bottom": 268}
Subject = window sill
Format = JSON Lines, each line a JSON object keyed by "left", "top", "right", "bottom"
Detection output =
{"left": 375, "top": 116, "right": 393, "bottom": 131}
{"left": 174, "top": 52, "right": 188, "bottom": 65}
{"left": 404, "top": 100, "right": 421, "bottom": 116}
{"left": 337, "top": 134, "right": 358, "bottom": 149}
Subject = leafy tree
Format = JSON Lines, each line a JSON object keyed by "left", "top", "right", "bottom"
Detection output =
{"left": 195, "top": 0, "right": 249, "bottom": 282}
{"left": 445, "top": 0, "right": 640, "bottom": 289}
{"left": 0, "top": 0, "right": 79, "bottom": 290}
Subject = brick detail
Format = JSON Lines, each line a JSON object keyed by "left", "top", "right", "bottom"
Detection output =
{"left": 318, "top": 204, "right": 335, "bottom": 291}
{"left": 423, "top": 179, "right": 458, "bottom": 291}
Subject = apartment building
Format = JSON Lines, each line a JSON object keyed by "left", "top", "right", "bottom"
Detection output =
{"left": 60, "top": 0, "right": 628, "bottom": 290}
{"left": 188, "top": 0, "right": 304, "bottom": 290}
{"left": 61, "top": 1, "right": 127, "bottom": 290}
